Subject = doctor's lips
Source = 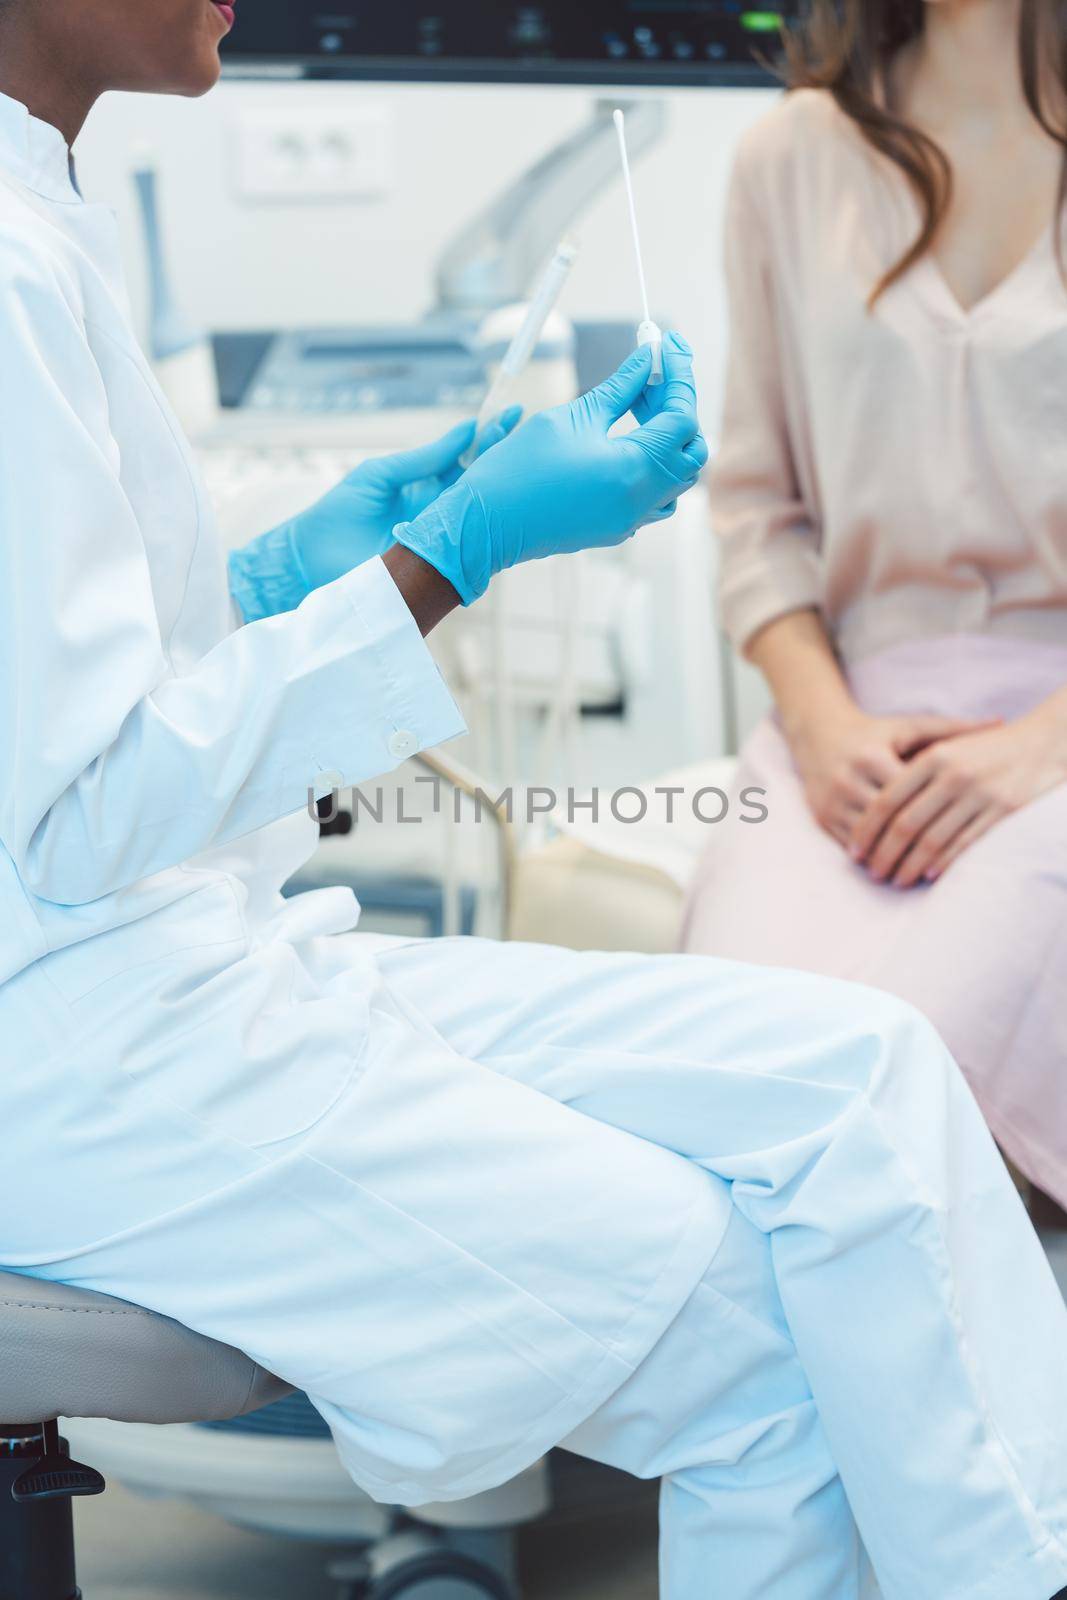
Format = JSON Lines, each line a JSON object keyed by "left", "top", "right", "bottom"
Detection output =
{"left": 211, "top": 0, "right": 236, "bottom": 30}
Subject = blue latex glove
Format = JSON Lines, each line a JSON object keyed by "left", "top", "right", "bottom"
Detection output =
{"left": 394, "top": 332, "right": 708, "bottom": 606}
{"left": 229, "top": 408, "right": 523, "bottom": 623}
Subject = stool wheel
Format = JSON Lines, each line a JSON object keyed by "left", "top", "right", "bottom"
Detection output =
{"left": 362, "top": 1550, "right": 515, "bottom": 1600}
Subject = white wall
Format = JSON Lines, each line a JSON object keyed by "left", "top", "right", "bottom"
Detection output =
{"left": 74, "top": 79, "right": 779, "bottom": 432}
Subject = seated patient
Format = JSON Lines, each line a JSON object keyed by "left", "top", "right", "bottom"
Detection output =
{"left": 685, "top": 0, "right": 1067, "bottom": 1211}
{"left": 0, "top": 3, "right": 1066, "bottom": 1598}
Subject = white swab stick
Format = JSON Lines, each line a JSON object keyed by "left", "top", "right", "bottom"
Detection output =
{"left": 613, "top": 108, "right": 664, "bottom": 385}
{"left": 613, "top": 109, "right": 651, "bottom": 323}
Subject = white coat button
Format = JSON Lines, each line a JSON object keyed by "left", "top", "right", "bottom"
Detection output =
{"left": 388, "top": 729, "right": 418, "bottom": 760}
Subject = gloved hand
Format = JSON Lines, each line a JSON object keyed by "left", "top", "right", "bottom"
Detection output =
{"left": 393, "top": 332, "right": 707, "bottom": 606}
{"left": 228, "top": 408, "right": 523, "bottom": 623}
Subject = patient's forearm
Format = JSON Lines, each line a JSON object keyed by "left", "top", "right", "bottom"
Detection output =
{"left": 746, "top": 610, "right": 858, "bottom": 744}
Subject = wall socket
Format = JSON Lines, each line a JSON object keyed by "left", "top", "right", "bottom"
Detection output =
{"left": 233, "top": 107, "right": 393, "bottom": 202}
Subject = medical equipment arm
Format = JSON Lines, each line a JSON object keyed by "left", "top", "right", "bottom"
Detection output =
{"left": 394, "top": 337, "right": 708, "bottom": 605}
{"left": 436, "top": 100, "right": 666, "bottom": 313}
{"left": 0, "top": 254, "right": 465, "bottom": 906}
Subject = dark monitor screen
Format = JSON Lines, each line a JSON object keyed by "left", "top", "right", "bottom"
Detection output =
{"left": 221, "top": 2, "right": 794, "bottom": 87}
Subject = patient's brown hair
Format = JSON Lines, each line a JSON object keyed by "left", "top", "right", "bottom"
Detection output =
{"left": 780, "top": 0, "right": 1067, "bottom": 300}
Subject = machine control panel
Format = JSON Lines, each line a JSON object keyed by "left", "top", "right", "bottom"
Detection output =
{"left": 223, "top": 2, "right": 796, "bottom": 85}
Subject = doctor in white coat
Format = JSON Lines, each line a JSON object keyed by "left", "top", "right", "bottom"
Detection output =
{"left": 1, "top": 3, "right": 1066, "bottom": 1597}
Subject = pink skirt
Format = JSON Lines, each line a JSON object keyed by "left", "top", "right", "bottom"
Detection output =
{"left": 682, "top": 633, "right": 1067, "bottom": 1206}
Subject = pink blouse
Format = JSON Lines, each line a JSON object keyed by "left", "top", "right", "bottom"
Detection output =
{"left": 712, "top": 88, "right": 1067, "bottom": 663}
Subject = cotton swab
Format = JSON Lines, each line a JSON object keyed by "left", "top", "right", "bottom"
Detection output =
{"left": 613, "top": 107, "right": 664, "bottom": 385}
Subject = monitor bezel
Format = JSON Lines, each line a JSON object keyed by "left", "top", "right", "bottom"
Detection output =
{"left": 220, "top": 57, "right": 782, "bottom": 89}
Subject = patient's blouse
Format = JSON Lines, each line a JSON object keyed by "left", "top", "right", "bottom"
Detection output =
{"left": 712, "top": 88, "right": 1067, "bottom": 661}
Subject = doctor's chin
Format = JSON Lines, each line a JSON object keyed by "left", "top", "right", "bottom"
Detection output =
{"left": 1, "top": 1, "right": 1066, "bottom": 1597}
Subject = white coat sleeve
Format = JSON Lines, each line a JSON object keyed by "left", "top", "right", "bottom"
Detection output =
{"left": 0, "top": 243, "right": 466, "bottom": 907}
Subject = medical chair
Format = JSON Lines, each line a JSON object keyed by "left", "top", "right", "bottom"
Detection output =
{"left": 0, "top": 1270, "right": 545, "bottom": 1600}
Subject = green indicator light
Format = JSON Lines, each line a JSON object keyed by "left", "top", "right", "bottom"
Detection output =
{"left": 741, "top": 10, "right": 782, "bottom": 29}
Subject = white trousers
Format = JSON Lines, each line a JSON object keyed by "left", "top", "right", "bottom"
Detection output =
{"left": 377, "top": 939, "right": 1067, "bottom": 1600}
{"left": 8, "top": 934, "right": 1067, "bottom": 1597}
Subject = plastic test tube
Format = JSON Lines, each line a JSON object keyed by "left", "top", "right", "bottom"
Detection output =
{"left": 459, "top": 237, "right": 580, "bottom": 470}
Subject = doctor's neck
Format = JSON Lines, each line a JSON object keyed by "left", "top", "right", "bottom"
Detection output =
{"left": 0, "top": 15, "right": 96, "bottom": 147}
{"left": 0, "top": 0, "right": 225, "bottom": 149}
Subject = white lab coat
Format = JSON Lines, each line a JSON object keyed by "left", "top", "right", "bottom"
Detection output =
{"left": 5, "top": 96, "right": 1067, "bottom": 1599}
{"left": 0, "top": 92, "right": 726, "bottom": 1503}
